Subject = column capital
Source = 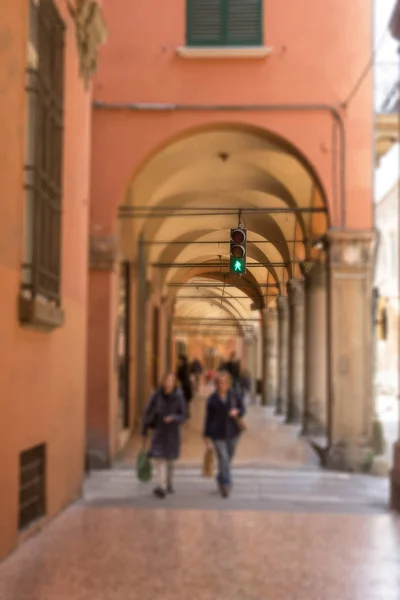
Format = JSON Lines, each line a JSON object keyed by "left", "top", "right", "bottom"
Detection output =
{"left": 327, "top": 229, "right": 376, "bottom": 269}
{"left": 89, "top": 234, "right": 118, "bottom": 271}
{"left": 301, "top": 261, "right": 326, "bottom": 288}
{"left": 277, "top": 295, "right": 289, "bottom": 317}
{"left": 262, "top": 305, "right": 278, "bottom": 317}
{"left": 287, "top": 279, "right": 305, "bottom": 306}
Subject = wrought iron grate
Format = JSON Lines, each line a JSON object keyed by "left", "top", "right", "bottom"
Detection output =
{"left": 22, "top": 0, "right": 65, "bottom": 303}
{"left": 19, "top": 444, "right": 46, "bottom": 530}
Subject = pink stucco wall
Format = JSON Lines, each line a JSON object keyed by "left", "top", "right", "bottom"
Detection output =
{"left": 0, "top": 0, "right": 90, "bottom": 560}
{"left": 91, "top": 0, "right": 373, "bottom": 230}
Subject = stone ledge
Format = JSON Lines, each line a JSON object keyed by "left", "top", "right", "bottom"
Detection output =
{"left": 19, "top": 294, "right": 65, "bottom": 331}
{"left": 176, "top": 46, "right": 273, "bottom": 59}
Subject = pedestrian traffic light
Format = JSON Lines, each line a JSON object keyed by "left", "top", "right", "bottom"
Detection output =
{"left": 230, "top": 227, "right": 247, "bottom": 274}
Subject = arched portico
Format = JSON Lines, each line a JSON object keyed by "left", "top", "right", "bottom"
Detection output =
{"left": 87, "top": 122, "right": 376, "bottom": 473}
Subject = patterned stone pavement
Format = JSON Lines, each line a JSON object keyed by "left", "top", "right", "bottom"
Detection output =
{"left": 1, "top": 400, "right": 399, "bottom": 600}
{"left": 119, "top": 397, "right": 319, "bottom": 469}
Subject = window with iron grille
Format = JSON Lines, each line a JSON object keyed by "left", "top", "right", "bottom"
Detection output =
{"left": 186, "top": 0, "right": 263, "bottom": 47}
{"left": 19, "top": 444, "right": 46, "bottom": 530}
{"left": 22, "top": 0, "right": 65, "bottom": 304}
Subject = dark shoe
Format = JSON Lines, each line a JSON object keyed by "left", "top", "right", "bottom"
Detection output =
{"left": 219, "top": 485, "right": 229, "bottom": 498}
{"left": 167, "top": 483, "right": 174, "bottom": 494}
{"left": 153, "top": 487, "right": 166, "bottom": 499}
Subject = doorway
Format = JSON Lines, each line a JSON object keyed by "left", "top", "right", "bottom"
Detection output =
{"left": 152, "top": 306, "right": 160, "bottom": 388}
{"left": 117, "top": 262, "right": 130, "bottom": 429}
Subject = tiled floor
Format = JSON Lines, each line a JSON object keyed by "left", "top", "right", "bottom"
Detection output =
{"left": 0, "top": 506, "right": 399, "bottom": 600}
{"left": 1, "top": 396, "right": 399, "bottom": 600}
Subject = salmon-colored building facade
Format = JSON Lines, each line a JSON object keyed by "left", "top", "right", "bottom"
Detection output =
{"left": 0, "top": 0, "right": 106, "bottom": 560}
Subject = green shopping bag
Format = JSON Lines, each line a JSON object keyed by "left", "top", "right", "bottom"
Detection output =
{"left": 137, "top": 450, "right": 152, "bottom": 482}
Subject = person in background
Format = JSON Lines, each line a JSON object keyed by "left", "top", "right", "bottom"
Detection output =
{"left": 239, "top": 369, "right": 252, "bottom": 406}
{"left": 203, "top": 370, "right": 246, "bottom": 498}
{"left": 190, "top": 358, "right": 203, "bottom": 393}
{"left": 142, "top": 373, "right": 186, "bottom": 498}
{"left": 223, "top": 352, "right": 241, "bottom": 392}
{"left": 176, "top": 354, "right": 193, "bottom": 417}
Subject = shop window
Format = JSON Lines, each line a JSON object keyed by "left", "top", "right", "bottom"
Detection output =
{"left": 20, "top": 0, "right": 65, "bottom": 329}
{"left": 19, "top": 444, "right": 46, "bottom": 530}
{"left": 186, "top": 0, "right": 263, "bottom": 47}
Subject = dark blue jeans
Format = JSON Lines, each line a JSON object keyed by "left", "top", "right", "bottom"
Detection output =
{"left": 213, "top": 437, "right": 239, "bottom": 487}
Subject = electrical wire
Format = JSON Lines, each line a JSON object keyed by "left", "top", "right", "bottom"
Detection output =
{"left": 342, "top": 21, "right": 390, "bottom": 108}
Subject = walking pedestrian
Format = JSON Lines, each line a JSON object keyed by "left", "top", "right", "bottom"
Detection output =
{"left": 142, "top": 373, "right": 186, "bottom": 499}
{"left": 176, "top": 354, "right": 193, "bottom": 417}
{"left": 223, "top": 352, "right": 241, "bottom": 393}
{"left": 203, "top": 370, "right": 246, "bottom": 498}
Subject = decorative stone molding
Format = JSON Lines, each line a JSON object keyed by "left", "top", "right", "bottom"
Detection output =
{"left": 89, "top": 234, "right": 117, "bottom": 270}
{"left": 286, "top": 279, "right": 305, "bottom": 306}
{"left": 327, "top": 230, "right": 376, "bottom": 269}
{"left": 67, "top": 0, "right": 108, "bottom": 88}
{"left": 176, "top": 46, "right": 273, "bottom": 59}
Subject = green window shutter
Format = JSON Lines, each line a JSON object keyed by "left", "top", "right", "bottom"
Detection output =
{"left": 186, "top": 0, "right": 263, "bottom": 47}
{"left": 226, "top": 0, "right": 262, "bottom": 46}
{"left": 186, "top": 0, "right": 224, "bottom": 46}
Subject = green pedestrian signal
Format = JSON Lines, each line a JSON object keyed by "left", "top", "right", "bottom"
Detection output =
{"left": 230, "top": 228, "right": 247, "bottom": 274}
{"left": 231, "top": 257, "right": 245, "bottom": 273}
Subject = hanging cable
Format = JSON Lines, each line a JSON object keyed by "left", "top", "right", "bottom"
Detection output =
{"left": 342, "top": 23, "right": 390, "bottom": 109}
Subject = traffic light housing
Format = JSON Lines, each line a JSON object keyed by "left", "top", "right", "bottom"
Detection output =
{"left": 230, "top": 227, "right": 247, "bottom": 274}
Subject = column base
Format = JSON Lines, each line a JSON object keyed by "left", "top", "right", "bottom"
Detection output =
{"left": 325, "top": 440, "right": 374, "bottom": 473}
{"left": 390, "top": 442, "right": 400, "bottom": 513}
{"left": 86, "top": 430, "right": 112, "bottom": 470}
{"left": 285, "top": 401, "right": 301, "bottom": 424}
{"left": 301, "top": 411, "right": 326, "bottom": 437}
{"left": 275, "top": 397, "right": 284, "bottom": 416}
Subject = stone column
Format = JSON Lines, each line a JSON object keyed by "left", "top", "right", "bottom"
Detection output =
{"left": 326, "top": 230, "right": 376, "bottom": 471}
{"left": 276, "top": 296, "right": 289, "bottom": 415}
{"left": 303, "top": 262, "right": 328, "bottom": 435}
{"left": 286, "top": 279, "right": 305, "bottom": 424}
{"left": 262, "top": 307, "right": 279, "bottom": 406}
{"left": 87, "top": 234, "right": 119, "bottom": 468}
{"left": 244, "top": 333, "right": 257, "bottom": 399}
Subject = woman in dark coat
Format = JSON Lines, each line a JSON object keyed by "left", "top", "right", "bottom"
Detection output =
{"left": 176, "top": 354, "right": 193, "bottom": 416}
{"left": 142, "top": 373, "right": 186, "bottom": 498}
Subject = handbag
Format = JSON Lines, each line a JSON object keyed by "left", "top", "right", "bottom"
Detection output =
{"left": 202, "top": 447, "right": 215, "bottom": 478}
{"left": 137, "top": 450, "right": 153, "bottom": 482}
{"left": 231, "top": 391, "right": 246, "bottom": 433}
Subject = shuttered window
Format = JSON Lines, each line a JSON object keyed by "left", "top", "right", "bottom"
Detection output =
{"left": 186, "top": 0, "right": 263, "bottom": 47}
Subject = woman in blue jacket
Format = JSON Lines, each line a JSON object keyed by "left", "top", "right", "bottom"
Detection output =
{"left": 203, "top": 370, "right": 246, "bottom": 497}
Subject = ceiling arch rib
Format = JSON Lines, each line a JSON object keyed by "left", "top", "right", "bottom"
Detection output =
{"left": 174, "top": 282, "right": 259, "bottom": 338}
{"left": 150, "top": 228, "right": 285, "bottom": 267}
{"left": 128, "top": 125, "right": 328, "bottom": 217}
{"left": 122, "top": 124, "right": 329, "bottom": 340}
{"left": 140, "top": 201, "right": 295, "bottom": 267}
{"left": 175, "top": 287, "right": 255, "bottom": 323}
